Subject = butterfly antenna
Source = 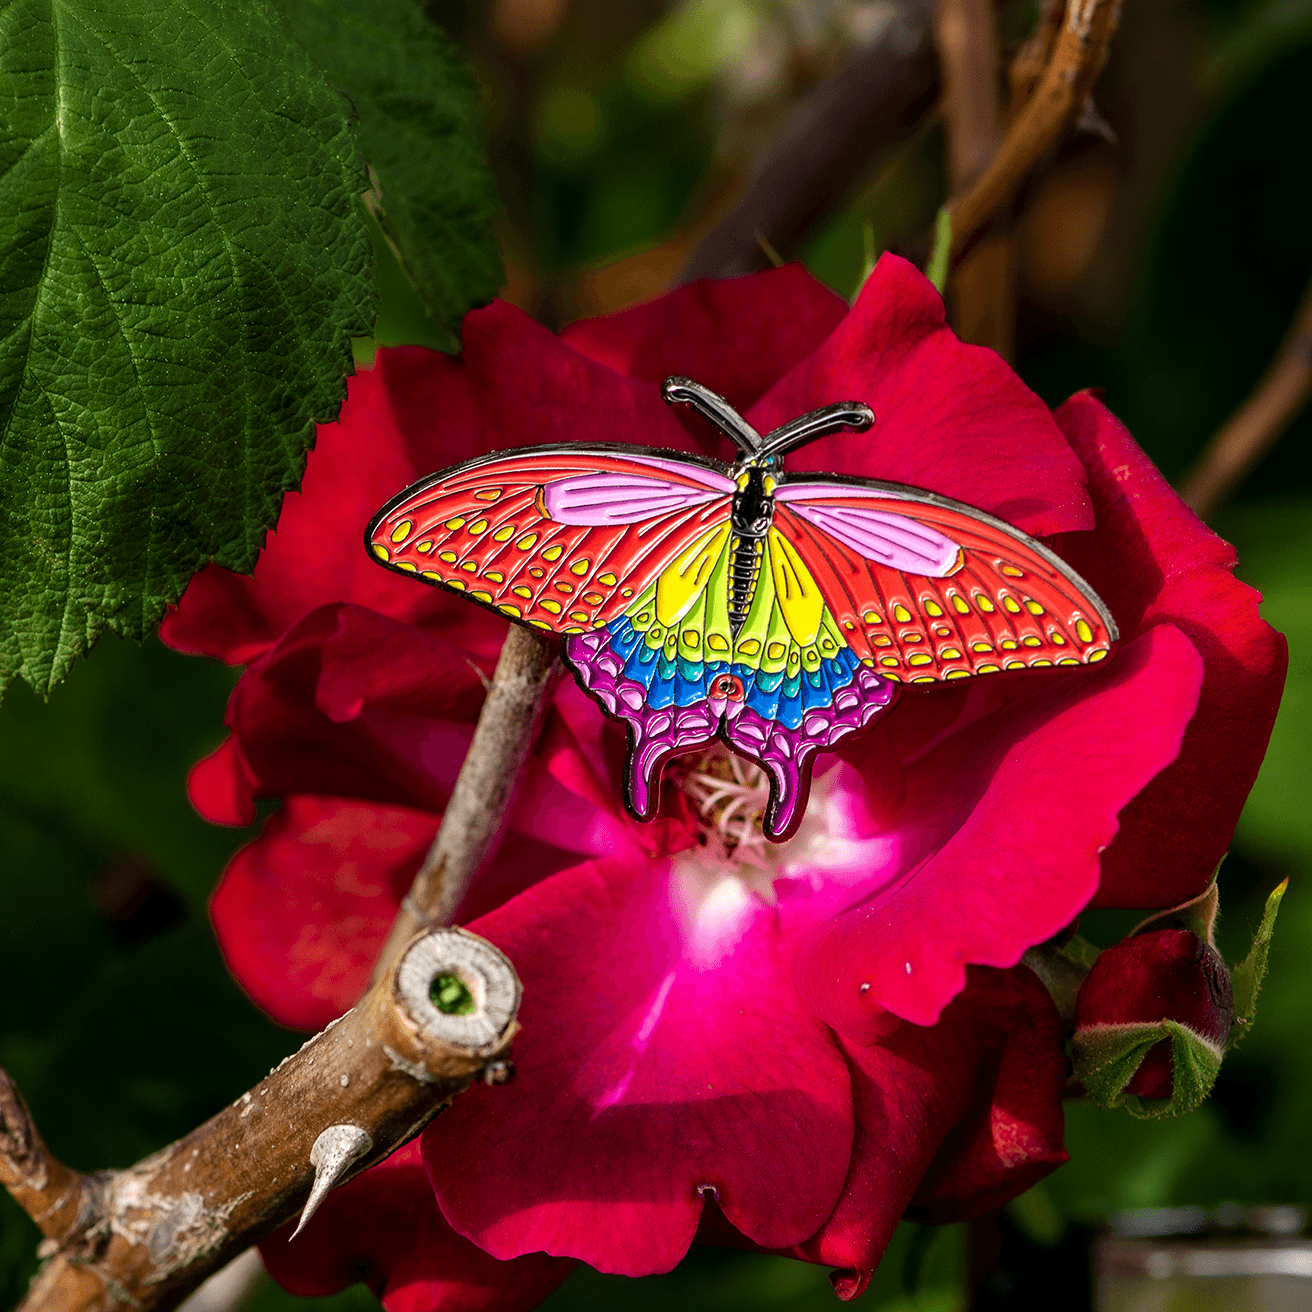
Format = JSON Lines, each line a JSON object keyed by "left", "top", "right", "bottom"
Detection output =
{"left": 757, "top": 401, "right": 874, "bottom": 461}
{"left": 661, "top": 377, "right": 763, "bottom": 457}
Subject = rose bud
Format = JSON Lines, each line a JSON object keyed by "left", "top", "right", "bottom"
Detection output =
{"left": 1075, "top": 929, "right": 1234, "bottom": 1099}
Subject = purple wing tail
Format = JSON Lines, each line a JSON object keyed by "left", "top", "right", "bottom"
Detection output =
{"left": 722, "top": 665, "right": 898, "bottom": 840}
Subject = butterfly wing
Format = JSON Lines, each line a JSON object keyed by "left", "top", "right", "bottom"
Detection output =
{"left": 368, "top": 446, "right": 734, "bottom": 635}
{"left": 773, "top": 480, "right": 1117, "bottom": 683}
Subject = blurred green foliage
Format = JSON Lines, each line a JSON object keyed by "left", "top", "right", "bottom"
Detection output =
{"left": 4, "top": 1, "right": 1312, "bottom": 1310}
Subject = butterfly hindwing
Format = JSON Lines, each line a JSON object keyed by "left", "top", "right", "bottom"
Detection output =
{"left": 368, "top": 447, "right": 734, "bottom": 635}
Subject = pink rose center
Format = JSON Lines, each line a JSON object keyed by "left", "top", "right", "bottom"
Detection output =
{"left": 668, "top": 747, "right": 907, "bottom": 969}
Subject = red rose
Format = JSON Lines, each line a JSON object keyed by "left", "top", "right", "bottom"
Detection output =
{"left": 164, "top": 256, "right": 1284, "bottom": 1304}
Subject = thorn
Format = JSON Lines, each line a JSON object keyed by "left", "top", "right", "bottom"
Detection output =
{"left": 1076, "top": 95, "right": 1118, "bottom": 145}
{"left": 292, "top": 1125, "right": 373, "bottom": 1239}
{"left": 483, "top": 1059, "right": 515, "bottom": 1086}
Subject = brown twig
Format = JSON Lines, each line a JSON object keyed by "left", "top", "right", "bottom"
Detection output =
{"left": 946, "top": 0, "right": 1124, "bottom": 264}
{"left": 372, "top": 624, "right": 561, "bottom": 981}
{"left": 681, "top": 0, "right": 938, "bottom": 281}
{"left": 1179, "top": 275, "right": 1312, "bottom": 519}
{"left": 3, "top": 928, "right": 520, "bottom": 1312}
{"left": 934, "top": 0, "right": 1014, "bottom": 355}
{"left": 936, "top": 0, "right": 1001, "bottom": 194}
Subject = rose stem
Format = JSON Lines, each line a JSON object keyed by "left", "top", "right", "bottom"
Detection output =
{"left": 1179, "top": 273, "right": 1312, "bottom": 520}
{"left": 372, "top": 624, "right": 561, "bottom": 981}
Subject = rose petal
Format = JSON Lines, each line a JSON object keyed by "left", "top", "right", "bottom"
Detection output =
{"left": 745, "top": 255, "right": 1093, "bottom": 537}
{"left": 788, "top": 967, "right": 1064, "bottom": 1292}
{"left": 211, "top": 795, "right": 579, "bottom": 1030}
{"left": 561, "top": 265, "right": 847, "bottom": 414}
{"left": 187, "top": 606, "right": 485, "bottom": 826}
{"left": 793, "top": 624, "right": 1205, "bottom": 1029}
{"left": 908, "top": 967, "right": 1067, "bottom": 1221}
{"left": 161, "top": 348, "right": 506, "bottom": 666}
{"left": 460, "top": 300, "right": 708, "bottom": 454}
{"left": 260, "top": 1141, "right": 576, "bottom": 1312}
{"left": 213, "top": 795, "right": 436, "bottom": 1029}
{"left": 1052, "top": 392, "right": 1289, "bottom": 907}
{"left": 425, "top": 857, "right": 854, "bottom": 1274}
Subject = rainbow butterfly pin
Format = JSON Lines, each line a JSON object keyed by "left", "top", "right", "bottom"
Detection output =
{"left": 367, "top": 378, "right": 1117, "bottom": 841}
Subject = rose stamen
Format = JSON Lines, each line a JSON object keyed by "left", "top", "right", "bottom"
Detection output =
{"left": 680, "top": 749, "right": 774, "bottom": 870}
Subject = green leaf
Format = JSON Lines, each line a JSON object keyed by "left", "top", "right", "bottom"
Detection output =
{"left": 277, "top": 0, "right": 502, "bottom": 351}
{"left": 1229, "top": 877, "right": 1287, "bottom": 1050}
{"left": 1073, "top": 1020, "right": 1225, "bottom": 1120}
{"left": 0, "top": 0, "right": 373, "bottom": 695}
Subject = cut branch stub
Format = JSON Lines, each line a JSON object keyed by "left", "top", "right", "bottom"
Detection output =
{"left": 8, "top": 927, "right": 520, "bottom": 1312}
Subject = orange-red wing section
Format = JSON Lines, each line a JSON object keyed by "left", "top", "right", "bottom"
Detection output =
{"left": 773, "top": 496, "right": 1115, "bottom": 684}
{"left": 368, "top": 449, "right": 733, "bottom": 635}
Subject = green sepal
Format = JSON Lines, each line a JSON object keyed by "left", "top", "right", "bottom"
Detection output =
{"left": 1228, "top": 878, "right": 1287, "bottom": 1051}
{"left": 1072, "top": 1019, "right": 1224, "bottom": 1120}
{"left": 1129, "top": 866, "right": 1221, "bottom": 946}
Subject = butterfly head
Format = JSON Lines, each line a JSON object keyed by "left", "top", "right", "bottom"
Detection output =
{"left": 661, "top": 376, "right": 874, "bottom": 474}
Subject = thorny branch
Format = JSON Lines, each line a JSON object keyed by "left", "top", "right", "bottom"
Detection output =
{"left": 1180, "top": 272, "right": 1312, "bottom": 520}
{"left": 1, "top": 929, "right": 520, "bottom": 1312}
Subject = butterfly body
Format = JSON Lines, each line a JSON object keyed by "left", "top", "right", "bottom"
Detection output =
{"left": 368, "top": 379, "right": 1117, "bottom": 841}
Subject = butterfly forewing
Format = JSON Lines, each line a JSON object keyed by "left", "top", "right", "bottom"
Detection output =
{"left": 772, "top": 485, "right": 1115, "bottom": 683}
{"left": 367, "top": 448, "right": 734, "bottom": 634}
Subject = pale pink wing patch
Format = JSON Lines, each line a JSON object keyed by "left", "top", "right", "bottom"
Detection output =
{"left": 775, "top": 483, "right": 961, "bottom": 576}
{"left": 544, "top": 461, "right": 732, "bottom": 526}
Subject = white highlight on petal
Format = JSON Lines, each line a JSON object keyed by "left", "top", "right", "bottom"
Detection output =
{"left": 595, "top": 970, "right": 677, "bottom": 1110}
{"left": 671, "top": 754, "right": 911, "bottom": 969}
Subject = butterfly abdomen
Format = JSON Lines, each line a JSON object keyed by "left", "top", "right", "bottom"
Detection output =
{"left": 728, "top": 467, "right": 775, "bottom": 634}
{"left": 727, "top": 535, "right": 765, "bottom": 633}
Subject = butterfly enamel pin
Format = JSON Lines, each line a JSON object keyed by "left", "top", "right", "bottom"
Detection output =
{"left": 367, "top": 377, "right": 1117, "bottom": 841}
